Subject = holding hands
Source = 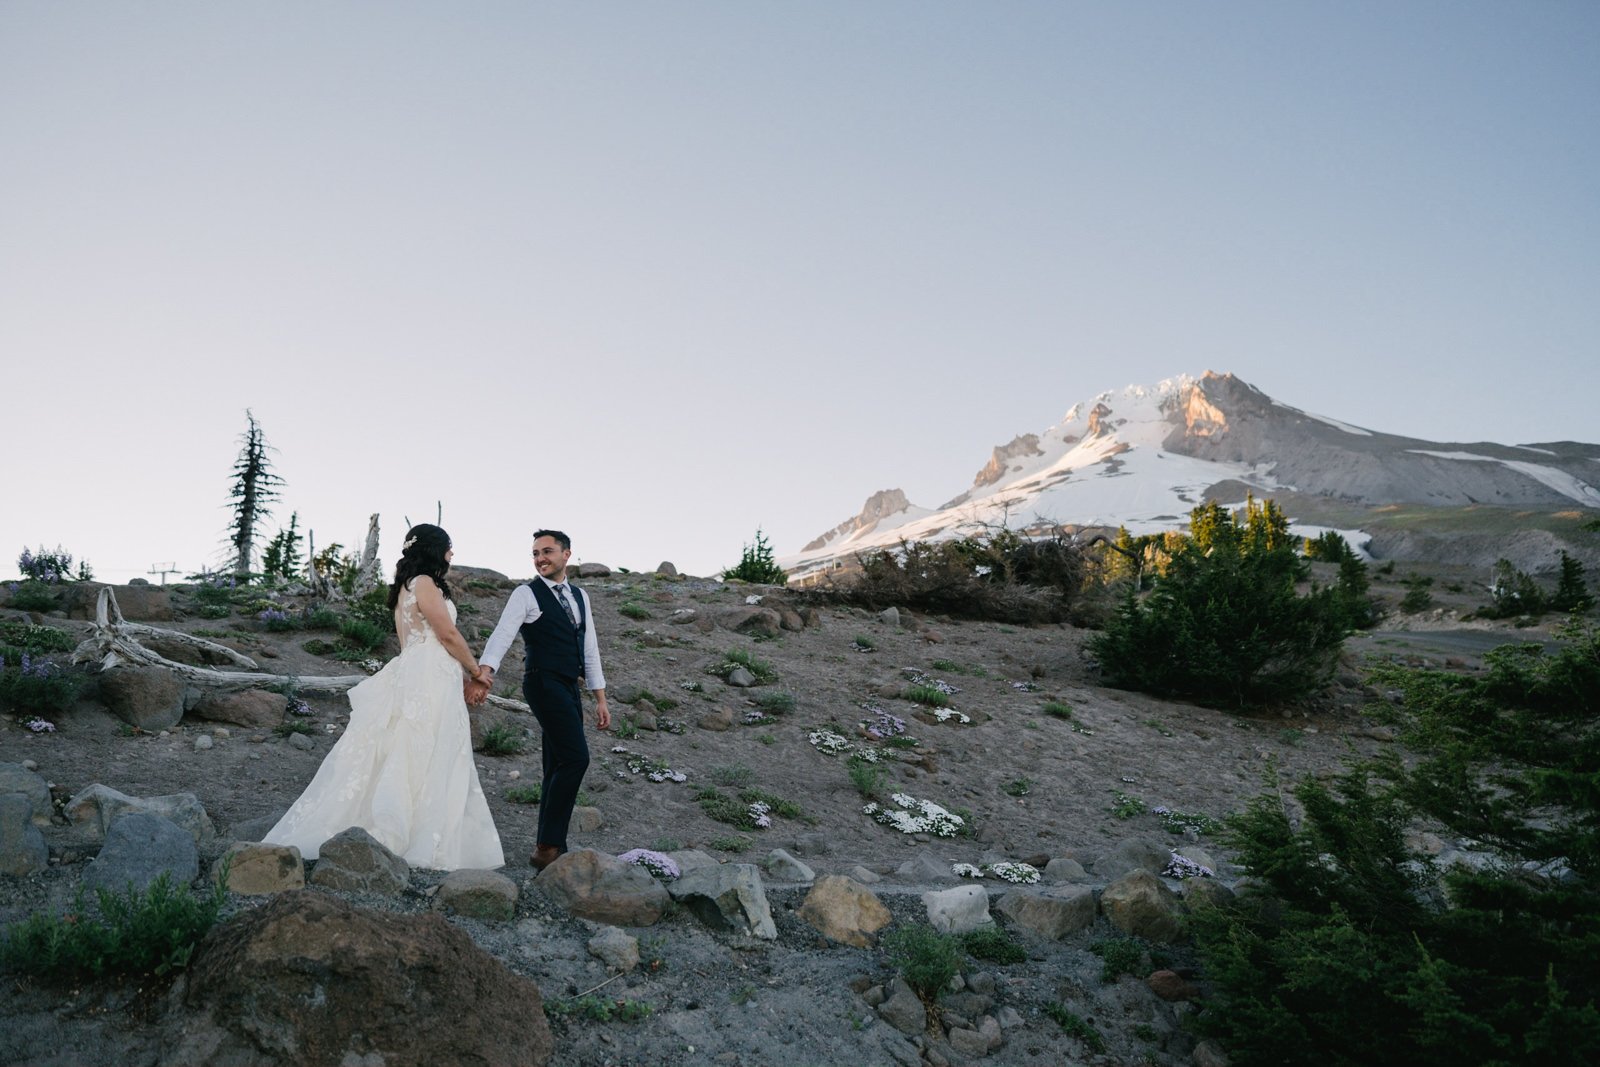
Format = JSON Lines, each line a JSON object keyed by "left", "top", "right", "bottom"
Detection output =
{"left": 464, "top": 665, "right": 493, "bottom": 707}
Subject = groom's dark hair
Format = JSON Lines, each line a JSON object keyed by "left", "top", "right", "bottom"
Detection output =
{"left": 533, "top": 529, "right": 571, "bottom": 551}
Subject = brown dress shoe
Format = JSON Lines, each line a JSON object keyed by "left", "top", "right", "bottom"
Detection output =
{"left": 530, "top": 844, "right": 563, "bottom": 870}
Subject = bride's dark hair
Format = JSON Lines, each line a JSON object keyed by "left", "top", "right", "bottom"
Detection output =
{"left": 388, "top": 524, "right": 454, "bottom": 610}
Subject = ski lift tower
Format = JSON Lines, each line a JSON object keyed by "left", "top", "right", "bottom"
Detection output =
{"left": 148, "top": 562, "right": 180, "bottom": 586}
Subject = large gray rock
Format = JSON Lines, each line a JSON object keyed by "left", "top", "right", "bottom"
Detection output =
{"left": 876, "top": 976, "right": 926, "bottom": 1036}
{"left": 224, "top": 810, "right": 287, "bottom": 844}
{"left": 213, "top": 841, "right": 304, "bottom": 895}
{"left": 538, "top": 848, "right": 669, "bottom": 926}
{"left": 762, "top": 848, "right": 815, "bottom": 883}
{"left": 83, "top": 812, "right": 199, "bottom": 894}
{"left": 798, "top": 874, "right": 892, "bottom": 947}
{"left": 587, "top": 926, "right": 640, "bottom": 973}
{"left": 65, "top": 783, "right": 216, "bottom": 846}
{"left": 668, "top": 849, "right": 721, "bottom": 874}
{"left": 897, "top": 852, "right": 958, "bottom": 884}
{"left": 994, "top": 884, "right": 1097, "bottom": 939}
{"left": 0, "top": 794, "right": 48, "bottom": 876}
{"left": 1042, "top": 856, "right": 1090, "bottom": 883}
{"left": 436, "top": 868, "right": 519, "bottom": 921}
{"left": 98, "top": 665, "right": 186, "bottom": 731}
{"left": 0, "top": 762, "right": 52, "bottom": 826}
{"left": 189, "top": 689, "right": 284, "bottom": 729}
{"left": 1092, "top": 836, "right": 1174, "bottom": 880}
{"left": 167, "top": 891, "right": 553, "bottom": 1067}
{"left": 307, "top": 826, "right": 410, "bottom": 895}
{"left": 668, "top": 862, "right": 777, "bottom": 939}
{"left": 1101, "top": 869, "right": 1188, "bottom": 942}
{"left": 922, "top": 884, "right": 993, "bottom": 934}
{"left": 718, "top": 606, "right": 783, "bottom": 639}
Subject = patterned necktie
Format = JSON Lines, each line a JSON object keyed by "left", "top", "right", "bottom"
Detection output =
{"left": 552, "top": 583, "right": 578, "bottom": 626}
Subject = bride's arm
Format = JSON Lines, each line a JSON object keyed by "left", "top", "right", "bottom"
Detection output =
{"left": 411, "top": 576, "right": 480, "bottom": 677}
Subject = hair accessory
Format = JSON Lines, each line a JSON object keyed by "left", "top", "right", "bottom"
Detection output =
{"left": 402, "top": 536, "right": 418, "bottom": 551}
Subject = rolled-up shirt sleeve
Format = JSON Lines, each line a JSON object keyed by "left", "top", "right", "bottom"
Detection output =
{"left": 479, "top": 585, "right": 537, "bottom": 674}
{"left": 579, "top": 588, "right": 606, "bottom": 691}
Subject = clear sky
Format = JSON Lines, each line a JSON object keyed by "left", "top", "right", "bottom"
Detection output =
{"left": 3, "top": 1, "right": 1596, "bottom": 584}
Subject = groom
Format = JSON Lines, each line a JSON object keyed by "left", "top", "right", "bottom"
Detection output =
{"left": 474, "top": 529, "right": 610, "bottom": 869}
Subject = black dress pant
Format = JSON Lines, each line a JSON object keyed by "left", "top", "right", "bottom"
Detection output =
{"left": 522, "top": 669, "right": 590, "bottom": 851}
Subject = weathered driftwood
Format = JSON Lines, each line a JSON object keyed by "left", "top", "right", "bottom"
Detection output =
{"left": 353, "top": 513, "right": 384, "bottom": 596}
{"left": 71, "top": 586, "right": 532, "bottom": 712}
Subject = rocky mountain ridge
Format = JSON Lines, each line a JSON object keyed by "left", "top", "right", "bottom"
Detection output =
{"left": 784, "top": 371, "right": 1600, "bottom": 580}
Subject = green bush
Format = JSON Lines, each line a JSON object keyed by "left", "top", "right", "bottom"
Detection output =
{"left": 0, "top": 652, "right": 83, "bottom": 714}
{"left": 753, "top": 691, "right": 795, "bottom": 713}
{"left": 960, "top": 926, "right": 1027, "bottom": 964}
{"left": 708, "top": 647, "right": 777, "bottom": 684}
{"left": 1400, "top": 576, "right": 1435, "bottom": 614}
{"left": 505, "top": 784, "right": 541, "bottom": 804}
{"left": 0, "top": 871, "right": 227, "bottom": 980}
{"left": 1481, "top": 558, "right": 1548, "bottom": 619}
{"left": 902, "top": 683, "right": 950, "bottom": 707}
{"left": 1552, "top": 551, "right": 1594, "bottom": 614}
{"left": 721, "top": 528, "right": 787, "bottom": 585}
{"left": 1043, "top": 1004, "right": 1105, "bottom": 1052}
{"left": 848, "top": 757, "right": 888, "bottom": 800}
{"left": 618, "top": 601, "right": 651, "bottom": 620}
{"left": 1090, "top": 937, "right": 1149, "bottom": 982}
{"left": 480, "top": 723, "right": 526, "bottom": 756}
{"left": 1190, "top": 621, "right": 1600, "bottom": 1067}
{"left": 1089, "top": 502, "right": 1346, "bottom": 708}
{"left": 884, "top": 925, "right": 961, "bottom": 998}
{"left": 338, "top": 617, "right": 389, "bottom": 652}
{"left": 8, "top": 581, "right": 60, "bottom": 612}
{"left": 0, "top": 622, "right": 75, "bottom": 654}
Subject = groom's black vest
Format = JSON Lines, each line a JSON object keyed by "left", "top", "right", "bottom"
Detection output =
{"left": 520, "top": 578, "right": 587, "bottom": 682}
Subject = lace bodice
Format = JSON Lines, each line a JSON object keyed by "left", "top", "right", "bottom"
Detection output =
{"left": 396, "top": 581, "right": 456, "bottom": 649}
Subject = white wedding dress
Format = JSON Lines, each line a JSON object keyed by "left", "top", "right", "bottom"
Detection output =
{"left": 264, "top": 581, "right": 504, "bottom": 870}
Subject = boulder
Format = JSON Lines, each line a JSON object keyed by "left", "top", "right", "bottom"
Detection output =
{"left": 190, "top": 689, "right": 285, "bottom": 729}
{"left": 1147, "top": 969, "right": 1202, "bottom": 1001}
{"left": 84, "top": 812, "right": 199, "bottom": 894}
{"left": 1181, "top": 877, "right": 1237, "bottom": 910}
{"left": 668, "top": 849, "right": 720, "bottom": 874}
{"left": 307, "top": 826, "right": 410, "bottom": 895}
{"left": 876, "top": 976, "right": 926, "bottom": 1036}
{"left": 572, "top": 805, "right": 604, "bottom": 833}
{"left": 1101, "top": 869, "right": 1187, "bottom": 942}
{"left": 436, "top": 868, "right": 519, "bottom": 922}
{"left": 668, "top": 863, "right": 777, "bottom": 939}
{"left": 214, "top": 842, "right": 304, "bottom": 894}
{"left": 576, "top": 562, "right": 611, "bottom": 578}
{"left": 66, "top": 783, "right": 216, "bottom": 846}
{"left": 878, "top": 607, "right": 901, "bottom": 627}
{"left": 723, "top": 667, "right": 757, "bottom": 689}
{"left": 797, "top": 875, "right": 892, "bottom": 947}
{"left": 538, "top": 848, "right": 669, "bottom": 926}
{"left": 167, "top": 891, "right": 553, "bottom": 1067}
{"left": 1092, "top": 836, "right": 1174, "bottom": 880}
{"left": 98, "top": 665, "right": 187, "bottom": 732}
{"left": 897, "top": 852, "right": 958, "bottom": 884}
{"left": 587, "top": 926, "right": 640, "bottom": 973}
{"left": 762, "top": 848, "right": 815, "bottom": 883}
{"left": 0, "top": 794, "right": 48, "bottom": 876}
{"left": 778, "top": 609, "right": 806, "bottom": 632}
{"left": 922, "top": 884, "right": 993, "bottom": 934}
{"left": 1042, "top": 856, "right": 1089, "bottom": 883}
{"left": 0, "top": 762, "right": 52, "bottom": 826}
{"left": 994, "top": 884, "right": 1097, "bottom": 939}
{"left": 655, "top": 561, "right": 678, "bottom": 577}
{"left": 718, "top": 606, "right": 782, "bottom": 639}
{"left": 698, "top": 706, "right": 737, "bottom": 728}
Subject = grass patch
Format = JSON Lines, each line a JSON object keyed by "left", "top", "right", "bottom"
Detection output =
{"left": 960, "top": 925, "right": 1027, "bottom": 964}
{"left": 1042, "top": 701, "right": 1073, "bottom": 720}
{"left": 848, "top": 757, "right": 889, "bottom": 800}
{"left": 902, "top": 683, "right": 951, "bottom": 707}
{"left": 753, "top": 691, "right": 796, "bottom": 714}
{"left": 1043, "top": 1004, "right": 1105, "bottom": 1052}
{"left": 710, "top": 765, "right": 755, "bottom": 788}
{"left": 618, "top": 602, "right": 651, "bottom": 620}
{"left": 853, "top": 634, "right": 876, "bottom": 651}
{"left": 480, "top": 723, "right": 527, "bottom": 756}
{"left": 0, "top": 871, "right": 227, "bottom": 980}
{"left": 707, "top": 647, "right": 778, "bottom": 684}
{"left": 505, "top": 784, "right": 542, "bottom": 804}
{"left": 1002, "top": 777, "right": 1032, "bottom": 797}
{"left": 884, "top": 925, "right": 960, "bottom": 998}
{"left": 1109, "top": 790, "right": 1147, "bottom": 819}
{"left": 545, "top": 995, "right": 653, "bottom": 1025}
{"left": 1090, "top": 937, "right": 1148, "bottom": 983}
{"left": 709, "top": 835, "right": 750, "bottom": 853}
{"left": 272, "top": 720, "right": 314, "bottom": 737}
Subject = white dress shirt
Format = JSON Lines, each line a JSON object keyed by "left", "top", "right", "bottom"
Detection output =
{"left": 479, "top": 577, "right": 606, "bottom": 690}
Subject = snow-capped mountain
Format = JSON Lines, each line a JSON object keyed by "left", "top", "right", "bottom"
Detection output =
{"left": 782, "top": 372, "right": 1600, "bottom": 581}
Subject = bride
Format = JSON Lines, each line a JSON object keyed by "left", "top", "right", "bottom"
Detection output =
{"left": 264, "top": 524, "right": 504, "bottom": 870}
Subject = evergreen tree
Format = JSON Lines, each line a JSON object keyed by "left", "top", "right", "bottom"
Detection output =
{"left": 1552, "top": 551, "right": 1594, "bottom": 614}
{"left": 260, "top": 513, "right": 304, "bottom": 582}
{"left": 225, "top": 411, "right": 283, "bottom": 579}
{"left": 722, "top": 528, "right": 786, "bottom": 584}
{"left": 1241, "top": 495, "right": 1294, "bottom": 555}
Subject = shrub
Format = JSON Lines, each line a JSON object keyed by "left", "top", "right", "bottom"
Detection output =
{"left": 348, "top": 587, "right": 394, "bottom": 632}
{"left": 708, "top": 647, "right": 777, "bottom": 684}
{"left": 1089, "top": 503, "right": 1346, "bottom": 708}
{"left": 822, "top": 534, "right": 1081, "bottom": 625}
{"left": 902, "top": 683, "right": 950, "bottom": 707}
{"left": 1043, "top": 1004, "right": 1105, "bottom": 1052}
{"left": 1090, "top": 937, "right": 1148, "bottom": 982}
{"left": 7, "top": 581, "right": 60, "bottom": 612}
{"left": 272, "top": 720, "right": 314, "bottom": 737}
{"left": 480, "top": 723, "right": 526, "bottom": 756}
{"left": 721, "top": 528, "right": 786, "bottom": 585}
{"left": 848, "top": 757, "right": 889, "bottom": 800}
{"left": 710, "top": 764, "right": 755, "bottom": 788}
{"left": 0, "top": 871, "right": 227, "bottom": 980}
{"left": 505, "top": 785, "right": 541, "bottom": 804}
{"left": 753, "top": 691, "right": 796, "bottom": 714}
{"left": 884, "top": 925, "right": 960, "bottom": 999}
{"left": 338, "top": 617, "right": 388, "bottom": 652}
{"left": 618, "top": 602, "right": 651, "bottom": 620}
{"left": 1482, "top": 558, "right": 1547, "bottom": 619}
{"left": 1041, "top": 701, "right": 1073, "bottom": 720}
{"left": 0, "top": 652, "right": 83, "bottom": 715}
{"left": 960, "top": 926, "right": 1027, "bottom": 964}
{"left": 1400, "top": 576, "right": 1435, "bottom": 614}
{"left": 0, "top": 622, "right": 75, "bottom": 654}
{"left": 302, "top": 638, "right": 340, "bottom": 657}
{"left": 17, "top": 545, "right": 91, "bottom": 583}
{"left": 1191, "top": 620, "right": 1600, "bottom": 1067}
{"left": 1552, "top": 551, "right": 1594, "bottom": 614}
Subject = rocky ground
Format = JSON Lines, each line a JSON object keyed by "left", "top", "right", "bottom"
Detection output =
{"left": 0, "top": 560, "right": 1555, "bottom": 1067}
